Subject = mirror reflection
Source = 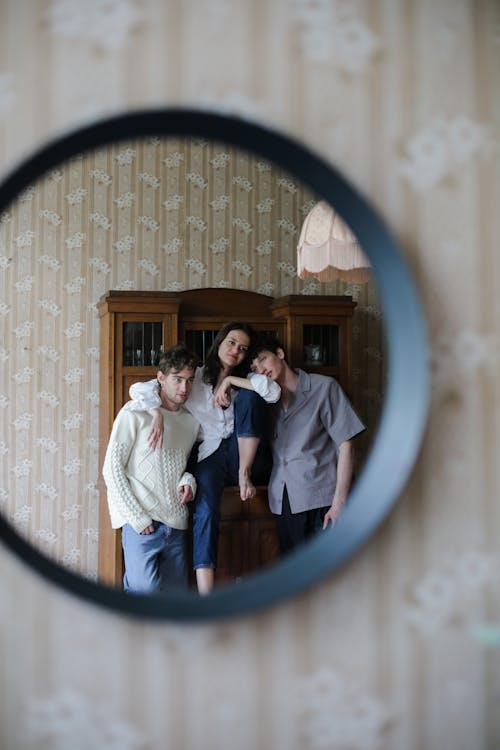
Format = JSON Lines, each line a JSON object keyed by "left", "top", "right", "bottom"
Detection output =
{"left": 0, "top": 135, "right": 384, "bottom": 592}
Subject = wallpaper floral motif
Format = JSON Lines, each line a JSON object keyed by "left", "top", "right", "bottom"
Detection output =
{"left": 0, "top": 136, "right": 383, "bottom": 579}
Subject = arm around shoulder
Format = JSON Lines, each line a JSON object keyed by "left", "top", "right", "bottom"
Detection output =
{"left": 212, "top": 372, "right": 281, "bottom": 407}
{"left": 124, "top": 378, "right": 161, "bottom": 411}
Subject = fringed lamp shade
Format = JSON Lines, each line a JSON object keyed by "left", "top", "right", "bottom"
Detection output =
{"left": 297, "top": 200, "right": 371, "bottom": 283}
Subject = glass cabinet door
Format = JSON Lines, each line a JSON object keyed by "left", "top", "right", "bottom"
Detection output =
{"left": 122, "top": 321, "right": 163, "bottom": 366}
{"left": 302, "top": 324, "right": 339, "bottom": 367}
{"left": 183, "top": 328, "right": 219, "bottom": 366}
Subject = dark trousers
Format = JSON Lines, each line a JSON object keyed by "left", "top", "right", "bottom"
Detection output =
{"left": 275, "top": 485, "right": 329, "bottom": 555}
{"left": 191, "top": 389, "right": 272, "bottom": 569}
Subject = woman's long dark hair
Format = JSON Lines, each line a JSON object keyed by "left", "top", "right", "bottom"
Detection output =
{"left": 203, "top": 321, "right": 255, "bottom": 388}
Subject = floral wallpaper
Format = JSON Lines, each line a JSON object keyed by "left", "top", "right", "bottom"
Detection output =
{"left": 0, "top": 1, "right": 498, "bottom": 750}
{"left": 0, "top": 135, "right": 383, "bottom": 579}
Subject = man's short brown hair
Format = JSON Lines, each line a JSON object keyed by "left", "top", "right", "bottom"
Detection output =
{"left": 158, "top": 344, "right": 198, "bottom": 375}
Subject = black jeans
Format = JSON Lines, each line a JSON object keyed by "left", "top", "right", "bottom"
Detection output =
{"left": 275, "top": 485, "right": 329, "bottom": 555}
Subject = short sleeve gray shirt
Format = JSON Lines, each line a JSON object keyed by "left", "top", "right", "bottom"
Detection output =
{"left": 267, "top": 369, "right": 365, "bottom": 514}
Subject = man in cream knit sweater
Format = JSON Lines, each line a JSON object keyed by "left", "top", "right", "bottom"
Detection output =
{"left": 103, "top": 345, "right": 200, "bottom": 594}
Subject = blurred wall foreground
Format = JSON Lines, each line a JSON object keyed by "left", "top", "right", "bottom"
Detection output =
{"left": 0, "top": 2, "right": 498, "bottom": 749}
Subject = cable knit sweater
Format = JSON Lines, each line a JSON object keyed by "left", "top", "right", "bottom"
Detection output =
{"left": 102, "top": 406, "right": 200, "bottom": 533}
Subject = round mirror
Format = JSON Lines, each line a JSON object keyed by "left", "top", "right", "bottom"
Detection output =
{"left": 0, "top": 109, "right": 429, "bottom": 621}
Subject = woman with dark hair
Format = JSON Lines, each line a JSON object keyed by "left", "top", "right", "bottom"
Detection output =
{"left": 125, "top": 322, "right": 280, "bottom": 595}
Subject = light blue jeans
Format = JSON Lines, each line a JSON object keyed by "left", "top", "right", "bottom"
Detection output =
{"left": 121, "top": 521, "right": 188, "bottom": 593}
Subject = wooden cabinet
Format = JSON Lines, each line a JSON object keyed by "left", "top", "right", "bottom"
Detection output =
{"left": 97, "top": 289, "right": 356, "bottom": 588}
{"left": 270, "top": 294, "right": 356, "bottom": 397}
{"left": 205, "top": 487, "right": 280, "bottom": 586}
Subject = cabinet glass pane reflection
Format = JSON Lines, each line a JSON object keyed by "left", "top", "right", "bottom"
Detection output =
{"left": 123, "top": 321, "right": 163, "bottom": 366}
{"left": 303, "top": 324, "right": 339, "bottom": 367}
{"left": 184, "top": 329, "right": 218, "bottom": 366}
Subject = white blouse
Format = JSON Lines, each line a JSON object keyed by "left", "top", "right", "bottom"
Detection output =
{"left": 124, "top": 367, "right": 280, "bottom": 462}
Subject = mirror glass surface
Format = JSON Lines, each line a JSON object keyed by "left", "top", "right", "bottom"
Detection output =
{"left": 0, "top": 134, "right": 384, "bottom": 586}
{"left": 0, "top": 109, "right": 428, "bottom": 621}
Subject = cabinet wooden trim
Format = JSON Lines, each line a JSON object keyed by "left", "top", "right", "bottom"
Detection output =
{"left": 270, "top": 293, "right": 356, "bottom": 317}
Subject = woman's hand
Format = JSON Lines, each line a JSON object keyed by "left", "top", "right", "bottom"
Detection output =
{"left": 212, "top": 377, "right": 232, "bottom": 408}
{"left": 147, "top": 409, "right": 164, "bottom": 450}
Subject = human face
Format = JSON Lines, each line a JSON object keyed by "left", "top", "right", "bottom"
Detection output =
{"left": 251, "top": 349, "right": 286, "bottom": 382}
{"left": 157, "top": 366, "right": 195, "bottom": 411}
{"left": 218, "top": 329, "right": 250, "bottom": 371}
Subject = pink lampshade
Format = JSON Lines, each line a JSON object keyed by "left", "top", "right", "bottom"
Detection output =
{"left": 297, "top": 200, "right": 371, "bottom": 283}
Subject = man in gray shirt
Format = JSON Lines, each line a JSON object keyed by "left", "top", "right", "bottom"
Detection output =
{"left": 250, "top": 335, "right": 365, "bottom": 554}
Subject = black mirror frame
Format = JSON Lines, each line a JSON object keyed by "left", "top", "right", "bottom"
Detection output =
{"left": 0, "top": 108, "right": 429, "bottom": 622}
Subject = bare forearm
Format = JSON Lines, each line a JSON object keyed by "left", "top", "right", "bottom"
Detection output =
{"left": 323, "top": 442, "right": 354, "bottom": 530}
{"left": 331, "top": 440, "right": 354, "bottom": 510}
{"left": 223, "top": 375, "right": 255, "bottom": 391}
